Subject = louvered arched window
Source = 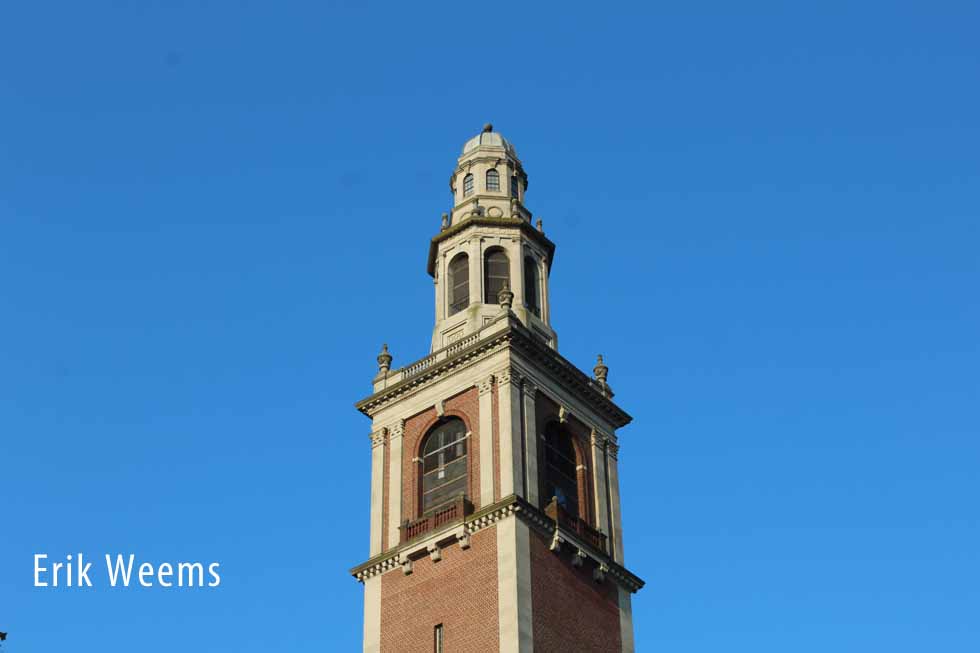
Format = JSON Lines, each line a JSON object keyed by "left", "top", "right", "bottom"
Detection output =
{"left": 420, "top": 418, "right": 469, "bottom": 514}
{"left": 524, "top": 256, "right": 540, "bottom": 317}
{"left": 486, "top": 169, "right": 500, "bottom": 192}
{"left": 510, "top": 175, "right": 519, "bottom": 198}
{"left": 484, "top": 248, "right": 510, "bottom": 304}
{"left": 448, "top": 253, "right": 469, "bottom": 316}
{"left": 463, "top": 173, "right": 474, "bottom": 196}
{"left": 543, "top": 423, "right": 580, "bottom": 518}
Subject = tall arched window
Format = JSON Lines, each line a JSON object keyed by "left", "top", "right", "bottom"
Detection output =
{"left": 524, "top": 256, "right": 540, "bottom": 317}
{"left": 543, "top": 423, "right": 579, "bottom": 518}
{"left": 420, "top": 418, "right": 469, "bottom": 514}
{"left": 484, "top": 248, "right": 510, "bottom": 304}
{"left": 510, "top": 175, "right": 519, "bottom": 198}
{"left": 448, "top": 253, "right": 469, "bottom": 315}
{"left": 463, "top": 173, "right": 474, "bottom": 196}
{"left": 486, "top": 168, "right": 500, "bottom": 192}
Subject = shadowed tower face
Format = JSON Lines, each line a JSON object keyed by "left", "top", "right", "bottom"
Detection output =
{"left": 351, "top": 126, "right": 644, "bottom": 653}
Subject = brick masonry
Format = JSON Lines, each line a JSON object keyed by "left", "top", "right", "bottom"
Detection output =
{"left": 380, "top": 527, "right": 500, "bottom": 653}
{"left": 529, "top": 527, "right": 622, "bottom": 652}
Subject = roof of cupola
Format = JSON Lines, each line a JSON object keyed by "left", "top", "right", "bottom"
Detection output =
{"left": 461, "top": 123, "right": 516, "bottom": 156}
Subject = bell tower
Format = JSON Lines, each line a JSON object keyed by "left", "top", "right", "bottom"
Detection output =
{"left": 351, "top": 126, "right": 644, "bottom": 653}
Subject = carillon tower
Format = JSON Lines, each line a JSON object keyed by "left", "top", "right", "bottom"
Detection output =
{"left": 351, "top": 125, "right": 644, "bottom": 652}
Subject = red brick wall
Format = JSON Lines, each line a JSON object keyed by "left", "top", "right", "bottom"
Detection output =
{"left": 399, "top": 387, "right": 481, "bottom": 530}
{"left": 529, "top": 528, "right": 622, "bottom": 653}
{"left": 380, "top": 528, "right": 499, "bottom": 653}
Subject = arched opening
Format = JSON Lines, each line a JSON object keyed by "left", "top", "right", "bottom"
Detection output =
{"left": 510, "top": 174, "right": 520, "bottom": 198}
{"left": 448, "top": 253, "right": 469, "bottom": 316}
{"left": 542, "top": 422, "right": 580, "bottom": 518}
{"left": 524, "top": 255, "right": 540, "bottom": 317}
{"left": 463, "top": 173, "right": 474, "bottom": 196}
{"left": 486, "top": 168, "right": 500, "bottom": 192}
{"left": 420, "top": 417, "right": 469, "bottom": 515}
{"left": 483, "top": 248, "right": 510, "bottom": 304}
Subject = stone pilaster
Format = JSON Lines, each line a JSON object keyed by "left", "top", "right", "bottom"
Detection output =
{"left": 496, "top": 367, "right": 524, "bottom": 498}
{"left": 606, "top": 439, "right": 625, "bottom": 564}
{"left": 478, "top": 375, "right": 496, "bottom": 507}
{"left": 590, "top": 427, "right": 611, "bottom": 543}
{"left": 368, "top": 428, "right": 387, "bottom": 557}
{"left": 522, "top": 380, "right": 540, "bottom": 506}
{"left": 386, "top": 420, "right": 404, "bottom": 551}
{"left": 497, "top": 514, "right": 534, "bottom": 652}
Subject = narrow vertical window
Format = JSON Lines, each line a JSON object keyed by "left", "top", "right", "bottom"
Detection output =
{"left": 448, "top": 253, "right": 469, "bottom": 316}
{"left": 463, "top": 173, "right": 474, "bottom": 196}
{"left": 434, "top": 624, "right": 444, "bottom": 653}
{"left": 524, "top": 256, "right": 540, "bottom": 317}
{"left": 486, "top": 168, "right": 500, "bottom": 191}
{"left": 511, "top": 175, "right": 519, "bottom": 198}
{"left": 483, "top": 248, "right": 510, "bottom": 304}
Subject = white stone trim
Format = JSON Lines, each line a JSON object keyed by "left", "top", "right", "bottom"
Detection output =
{"left": 522, "top": 380, "right": 539, "bottom": 506}
{"left": 362, "top": 574, "right": 381, "bottom": 653}
{"left": 497, "top": 514, "right": 533, "bottom": 652}
{"left": 496, "top": 367, "right": 524, "bottom": 498}
{"left": 369, "top": 428, "right": 386, "bottom": 557}
{"left": 618, "top": 585, "right": 635, "bottom": 652}
{"left": 386, "top": 421, "right": 404, "bottom": 552}
{"left": 479, "top": 374, "right": 496, "bottom": 507}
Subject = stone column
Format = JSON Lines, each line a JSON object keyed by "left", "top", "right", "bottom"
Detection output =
{"left": 606, "top": 440, "right": 625, "bottom": 564}
{"left": 368, "top": 428, "right": 386, "bottom": 557}
{"left": 497, "top": 367, "right": 525, "bottom": 498}
{"left": 618, "top": 586, "right": 635, "bottom": 653}
{"left": 522, "top": 380, "right": 540, "bottom": 506}
{"left": 386, "top": 420, "right": 404, "bottom": 550}
{"left": 478, "top": 375, "right": 496, "bottom": 507}
{"left": 590, "top": 428, "right": 610, "bottom": 545}
{"left": 434, "top": 253, "right": 444, "bottom": 323}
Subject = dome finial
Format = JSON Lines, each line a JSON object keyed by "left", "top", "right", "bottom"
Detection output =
{"left": 482, "top": 122, "right": 493, "bottom": 133}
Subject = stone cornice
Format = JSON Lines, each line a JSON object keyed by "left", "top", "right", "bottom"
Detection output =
{"left": 426, "top": 217, "right": 555, "bottom": 277}
{"left": 354, "top": 315, "right": 631, "bottom": 429}
{"left": 349, "top": 494, "right": 645, "bottom": 593}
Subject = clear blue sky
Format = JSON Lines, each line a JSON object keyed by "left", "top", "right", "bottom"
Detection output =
{"left": 2, "top": 2, "right": 978, "bottom": 651}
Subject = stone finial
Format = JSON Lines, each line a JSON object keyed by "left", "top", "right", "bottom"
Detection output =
{"left": 483, "top": 122, "right": 493, "bottom": 133}
{"left": 593, "top": 354, "right": 608, "bottom": 383}
{"left": 377, "top": 343, "right": 393, "bottom": 373}
{"left": 441, "top": 212, "right": 449, "bottom": 230}
{"left": 536, "top": 218, "right": 544, "bottom": 233}
{"left": 497, "top": 282, "right": 514, "bottom": 311}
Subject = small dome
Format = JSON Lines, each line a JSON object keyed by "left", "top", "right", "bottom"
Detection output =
{"left": 462, "top": 124, "right": 516, "bottom": 156}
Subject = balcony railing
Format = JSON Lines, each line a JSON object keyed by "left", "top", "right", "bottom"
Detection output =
{"left": 399, "top": 495, "right": 473, "bottom": 544}
{"left": 544, "top": 496, "right": 607, "bottom": 554}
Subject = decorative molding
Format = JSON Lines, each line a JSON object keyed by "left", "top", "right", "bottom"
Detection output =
{"left": 350, "top": 495, "right": 644, "bottom": 593}
{"left": 523, "top": 379, "right": 538, "bottom": 397}
{"left": 389, "top": 420, "right": 405, "bottom": 441}
{"left": 559, "top": 405, "right": 570, "bottom": 424}
{"left": 355, "top": 317, "right": 631, "bottom": 430}
{"left": 496, "top": 365, "right": 522, "bottom": 388}
{"left": 607, "top": 441, "right": 620, "bottom": 460}
{"left": 370, "top": 428, "right": 387, "bottom": 449}
{"left": 478, "top": 374, "right": 495, "bottom": 395}
{"left": 435, "top": 399, "right": 445, "bottom": 417}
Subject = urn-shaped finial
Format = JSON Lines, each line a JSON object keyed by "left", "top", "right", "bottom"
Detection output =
{"left": 441, "top": 212, "right": 449, "bottom": 230}
{"left": 497, "top": 282, "right": 514, "bottom": 311}
{"left": 593, "top": 354, "right": 608, "bottom": 383}
{"left": 536, "top": 218, "right": 544, "bottom": 233}
{"left": 377, "top": 343, "right": 393, "bottom": 373}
